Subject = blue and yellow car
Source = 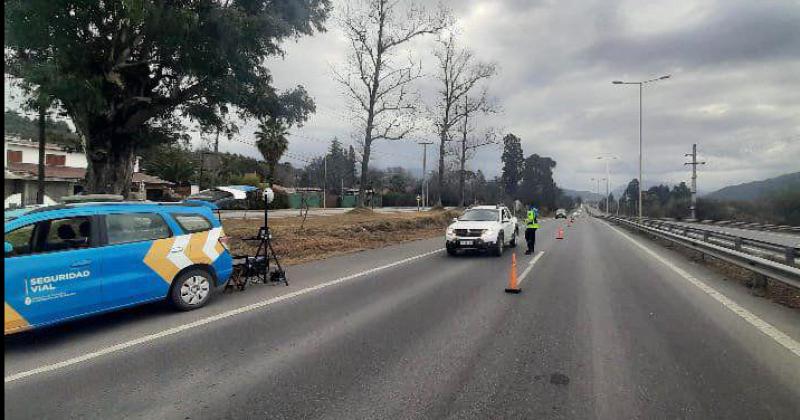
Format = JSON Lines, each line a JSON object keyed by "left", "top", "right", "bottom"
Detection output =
{"left": 4, "top": 201, "right": 233, "bottom": 335}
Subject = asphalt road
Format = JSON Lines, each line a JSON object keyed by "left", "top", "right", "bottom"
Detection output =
{"left": 5, "top": 217, "right": 800, "bottom": 419}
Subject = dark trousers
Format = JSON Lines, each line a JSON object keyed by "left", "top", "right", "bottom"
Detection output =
{"left": 525, "top": 228, "right": 537, "bottom": 252}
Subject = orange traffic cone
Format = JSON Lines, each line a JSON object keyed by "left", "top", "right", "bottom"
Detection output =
{"left": 505, "top": 253, "right": 521, "bottom": 293}
{"left": 556, "top": 227, "right": 564, "bottom": 239}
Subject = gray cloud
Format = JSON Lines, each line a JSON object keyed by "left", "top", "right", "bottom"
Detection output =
{"left": 5, "top": 0, "right": 799, "bottom": 193}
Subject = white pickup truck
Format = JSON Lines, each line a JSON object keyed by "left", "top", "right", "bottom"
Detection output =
{"left": 445, "top": 205, "right": 518, "bottom": 256}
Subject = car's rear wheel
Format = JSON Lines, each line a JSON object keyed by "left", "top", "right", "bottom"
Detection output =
{"left": 509, "top": 229, "right": 518, "bottom": 248}
{"left": 170, "top": 268, "right": 214, "bottom": 311}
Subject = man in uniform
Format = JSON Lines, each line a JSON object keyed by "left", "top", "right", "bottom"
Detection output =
{"left": 525, "top": 205, "right": 540, "bottom": 255}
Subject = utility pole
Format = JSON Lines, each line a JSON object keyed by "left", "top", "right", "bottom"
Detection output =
{"left": 37, "top": 105, "right": 46, "bottom": 204}
{"left": 596, "top": 156, "right": 616, "bottom": 214}
{"left": 323, "top": 155, "right": 327, "bottom": 209}
{"left": 418, "top": 141, "right": 433, "bottom": 208}
{"left": 684, "top": 143, "right": 706, "bottom": 220}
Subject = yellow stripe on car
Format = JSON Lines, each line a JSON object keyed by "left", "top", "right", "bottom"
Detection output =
{"left": 4, "top": 302, "right": 30, "bottom": 335}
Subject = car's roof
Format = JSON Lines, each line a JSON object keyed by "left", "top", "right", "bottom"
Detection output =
{"left": 20, "top": 201, "right": 210, "bottom": 217}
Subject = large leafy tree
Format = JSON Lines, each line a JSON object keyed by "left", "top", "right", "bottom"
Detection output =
{"left": 518, "top": 153, "right": 558, "bottom": 211}
{"left": 500, "top": 133, "right": 524, "bottom": 198}
{"left": 5, "top": 0, "right": 330, "bottom": 195}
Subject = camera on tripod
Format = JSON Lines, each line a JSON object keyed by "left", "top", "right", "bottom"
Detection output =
{"left": 227, "top": 187, "right": 288, "bottom": 291}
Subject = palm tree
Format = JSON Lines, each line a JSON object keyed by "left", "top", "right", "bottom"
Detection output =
{"left": 255, "top": 118, "right": 289, "bottom": 183}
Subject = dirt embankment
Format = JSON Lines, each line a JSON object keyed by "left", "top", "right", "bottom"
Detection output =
{"left": 223, "top": 209, "right": 459, "bottom": 266}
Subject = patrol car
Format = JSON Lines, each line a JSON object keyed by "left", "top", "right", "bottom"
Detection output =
{"left": 4, "top": 200, "right": 233, "bottom": 335}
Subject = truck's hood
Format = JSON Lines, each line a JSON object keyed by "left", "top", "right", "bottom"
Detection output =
{"left": 449, "top": 220, "right": 500, "bottom": 230}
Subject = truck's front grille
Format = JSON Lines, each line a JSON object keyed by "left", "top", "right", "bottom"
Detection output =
{"left": 455, "top": 229, "right": 484, "bottom": 237}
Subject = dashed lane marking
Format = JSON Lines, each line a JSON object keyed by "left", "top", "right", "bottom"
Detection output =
{"left": 516, "top": 251, "right": 545, "bottom": 288}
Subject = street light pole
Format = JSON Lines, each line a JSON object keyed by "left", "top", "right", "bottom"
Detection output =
{"left": 596, "top": 156, "right": 617, "bottom": 214}
{"left": 612, "top": 74, "right": 670, "bottom": 223}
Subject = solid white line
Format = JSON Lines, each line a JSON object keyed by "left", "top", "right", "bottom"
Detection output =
{"left": 516, "top": 251, "right": 545, "bottom": 287}
{"left": 601, "top": 220, "right": 800, "bottom": 359}
{"left": 5, "top": 248, "right": 444, "bottom": 384}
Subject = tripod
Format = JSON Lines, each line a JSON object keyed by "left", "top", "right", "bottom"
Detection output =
{"left": 227, "top": 197, "right": 288, "bottom": 291}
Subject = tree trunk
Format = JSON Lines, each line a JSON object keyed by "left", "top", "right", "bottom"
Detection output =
{"left": 84, "top": 130, "right": 136, "bottom": 197}
{"left": 436, "top": 130, "right": 446, "bottom": 207}
{"left": 357, "top": 139, "right": 371, "bottom": 207}
{"left": 37, "top": 106, "right": 46, "bottom": 204}
{"left": 458, "top": 135, "right": 466, "bottom": 207}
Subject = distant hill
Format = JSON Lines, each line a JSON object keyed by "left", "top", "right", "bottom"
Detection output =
{"left": 561, "top": 188, "right": 604, "bottom": 202}
{"left": 706, "top": 172, "right": 800, "bottom": 202}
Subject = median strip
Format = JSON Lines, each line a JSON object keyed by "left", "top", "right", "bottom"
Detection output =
{"left": 4, "top": 248, "right": 444, "bottom": 384}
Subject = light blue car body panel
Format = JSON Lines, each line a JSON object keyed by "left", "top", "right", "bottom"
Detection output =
{"left": 4, "top": 203, "right": 233, "bottom": 334}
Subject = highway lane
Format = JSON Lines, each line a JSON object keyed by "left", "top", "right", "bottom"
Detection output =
{"left": 5, "top": 217, "right": 800, "bottom": 419}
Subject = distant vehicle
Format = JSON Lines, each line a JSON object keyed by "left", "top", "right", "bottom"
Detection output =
{"left": 185, "top": 185, "right": 260, "bottom": 210}
{"left": 555, "top": 209, "right": 567, "bottom": 219}
{"left": 445, "top": 205, "right": 518, "bottom": 256}
{"left": 4, "top": 201, "right": 233, "bottom": 335}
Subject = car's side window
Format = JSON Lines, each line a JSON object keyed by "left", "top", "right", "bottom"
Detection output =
{"left": 105, "top": 213, "right": 172, "bottom": 245}
{"left": 173, "top": 214, "right": 212, "bottom": 233}
{"left": 37, "top": 217, "right": 93, "bottom": 253}
{"left": 5, "top": 224, "right": 36, "bottom": 257}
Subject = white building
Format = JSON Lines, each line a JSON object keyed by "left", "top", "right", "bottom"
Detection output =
{"left": 4, "top": 136, "right": 171, "bottom": 207}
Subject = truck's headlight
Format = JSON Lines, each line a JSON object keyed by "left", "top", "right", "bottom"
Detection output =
{"left": 446, "top": 226, "right": 455, "bottom": 235}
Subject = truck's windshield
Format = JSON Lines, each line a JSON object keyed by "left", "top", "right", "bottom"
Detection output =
{"left": 460, "top": 209, "right": 499, "bottom": 221}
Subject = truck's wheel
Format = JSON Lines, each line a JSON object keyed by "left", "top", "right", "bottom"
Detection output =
{"left": 170, "top": 268, "right": 214, "bottom": 311}
{"left": 493, "top": 234, "right": 504, "bottom": 257}
{"left": 447, "top": 247, "right": 457, "bottom": 256}
{"left": 509, "top": 231, "right": 517, "bottom": 248}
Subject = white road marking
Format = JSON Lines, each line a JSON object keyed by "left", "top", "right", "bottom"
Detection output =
{"left": 4, "top": 248, "right": 444, "bottom": 384}
{"left": 602, "top": 220, "right": 800, "bottom": 359}
{"left": 516, "top": 251, "right": 545, "bottom": 287}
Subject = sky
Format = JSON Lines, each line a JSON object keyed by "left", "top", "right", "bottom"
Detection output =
{"left": 6, "top": 0, "right": 800, "bottom": 193}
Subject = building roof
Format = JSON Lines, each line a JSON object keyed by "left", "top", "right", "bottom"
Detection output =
{"left": 7, "top": 162, "right": 85, "bottom": 181}
{"left": 6, "top": 162, "right": 172, "bottom": 185}
{"left": 132, "top": 172, "right": 173, "bottom": 185}
{"left": 4, "top": 136, "right": 80, "bottom": 152}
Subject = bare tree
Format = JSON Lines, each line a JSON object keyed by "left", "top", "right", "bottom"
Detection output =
{"left": 453, "top": 113, "right": 500, "bottom": 207}
{"left": 432, "top": 34, "right": 497, "bottom": 207}
{"left": 334, "top": 0, "right": 448, "bottom": 207}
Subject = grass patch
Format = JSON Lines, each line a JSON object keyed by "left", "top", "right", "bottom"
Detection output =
{"left": 224, "top": 209, "right": 460, "bottom": 266}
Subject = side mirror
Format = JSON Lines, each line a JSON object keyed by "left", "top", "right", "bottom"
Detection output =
{"left": 452, "top": 218, "right": 459, "bottom": 223}
{"left": 4, "top": 242, "right": 13, "bottom": 255}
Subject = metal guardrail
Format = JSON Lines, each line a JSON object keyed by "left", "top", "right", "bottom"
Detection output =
{"left": 598, "top": 214, "right": 800, "bottom": 290}
{"left": 658, "top": 218, "right": 800, "bottom": 233}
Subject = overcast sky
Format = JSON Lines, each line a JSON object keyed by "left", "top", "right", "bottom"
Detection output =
{"left": 6, "top": 0, "right": 799, "bottom": 193}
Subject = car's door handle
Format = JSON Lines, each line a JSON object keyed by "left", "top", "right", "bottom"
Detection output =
{"left": 70, "top": 259, "right": 92, "bottom": 268}
{"left": 170, "top": 247, "right": 184, "bottom": 253}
